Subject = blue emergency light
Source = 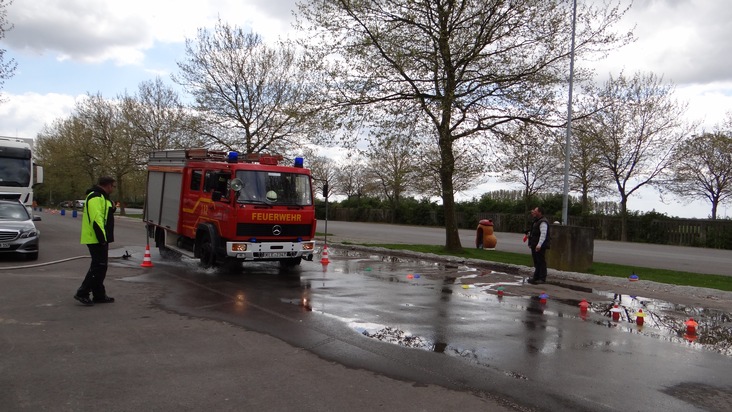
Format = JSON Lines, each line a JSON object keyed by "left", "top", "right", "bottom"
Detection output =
{"left": 227, "top": 151, "right": 239, "bottom": 163}
{"left": 294, "top": 157, "right": 304, "bottom": 168}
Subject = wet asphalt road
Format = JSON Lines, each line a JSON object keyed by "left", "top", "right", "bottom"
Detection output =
{"left": 147, "top": 248, "right": 732, "bottom": 412}
{"left": 4, "top": 211, "right": 732, "bottom": 411}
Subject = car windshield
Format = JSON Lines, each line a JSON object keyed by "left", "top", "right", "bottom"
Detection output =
{"left": 235, "top": 170, "right": 313, "bottom": 206}
{"left": 0, "top": 202, "right": 30, "bottom": 221}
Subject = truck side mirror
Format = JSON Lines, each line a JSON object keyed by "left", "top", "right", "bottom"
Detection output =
{"left": 229, "top": 178, "right": 243, "bottom": 192}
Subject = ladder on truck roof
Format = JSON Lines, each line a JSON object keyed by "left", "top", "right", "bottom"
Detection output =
{"left": 148, "top": 148, "right": 284, "bottom": 166}
{"left": 148, "top": 148, "right": 228, "bottom": 167}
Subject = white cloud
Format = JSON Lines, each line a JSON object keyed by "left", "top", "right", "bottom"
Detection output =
{"left": 676, "top": 82, "right": 732, "bottom": 129}
{"left": 0, "top": 92, "right": 79, "bottom": 139}
{"left": 593, "top": 0, "right": 732, "bottom": 85}
{"left": 4, "top": 0, "right": 298, "bottom": 66}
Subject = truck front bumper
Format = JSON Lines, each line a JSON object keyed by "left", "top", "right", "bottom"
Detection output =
{"left": 226, "top": 240, "right": 316, "bottom": 261}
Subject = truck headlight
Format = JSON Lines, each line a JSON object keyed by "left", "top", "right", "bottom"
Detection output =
{"left": 232, "top": 243, "right": 248, "bottom": 252}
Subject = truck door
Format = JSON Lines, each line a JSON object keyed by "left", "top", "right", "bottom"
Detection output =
{"left": 179, "top": 168, "right": 203, "bottom": 238}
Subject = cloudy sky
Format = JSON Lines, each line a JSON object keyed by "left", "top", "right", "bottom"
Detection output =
{"left": 1, "top": 0, "right": 730, "bottom": 218}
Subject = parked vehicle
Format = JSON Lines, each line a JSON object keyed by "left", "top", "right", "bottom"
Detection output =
{"left": 0, "top": 199, "right": 41, "bottom": 260}
{"left": 58, "top": 200, "right": 73, "bottom": 209}
{"left": 0, "top": 136, "right": 44, "bottom": 214}
{"left": 144, "top": 148, "right": 316, "bottom": 267}
{"left": 74, "top": 200, "right": 85, "bottom": 209}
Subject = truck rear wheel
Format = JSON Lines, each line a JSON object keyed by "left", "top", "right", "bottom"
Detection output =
{"left": 155, "top": 228, "right": 180, "bottom": 260}
{"left": 198, "top": 232, "right": 216, "bottom": 268}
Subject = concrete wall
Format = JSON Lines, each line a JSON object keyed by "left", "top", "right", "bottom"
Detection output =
{"left": 546, "top": 224, "right": 594, "bottom": 272}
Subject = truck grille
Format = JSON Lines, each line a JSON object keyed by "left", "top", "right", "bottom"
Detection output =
{"left": 236, "top": 223, "right": 312, "bottom": 238}
{"left": 0, "top": 230, "right": 19, "bottom": 242}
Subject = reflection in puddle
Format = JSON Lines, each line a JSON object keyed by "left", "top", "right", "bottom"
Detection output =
{"left": 553, "top": 292, "right": 732, "bottom": 356}
{"left": 317, "top": 248, "right": 732, "bottom": 358}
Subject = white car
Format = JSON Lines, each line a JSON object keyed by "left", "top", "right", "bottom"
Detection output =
{"left": 74, "top": 199, "right": 85, "bottom": 209}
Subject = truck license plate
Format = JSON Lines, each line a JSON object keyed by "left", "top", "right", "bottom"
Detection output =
{"left": 0, "top": 243, "right": 10, "bottom": 248}
{"left": 261, "top": 252, "right": 288, "bottom": 258}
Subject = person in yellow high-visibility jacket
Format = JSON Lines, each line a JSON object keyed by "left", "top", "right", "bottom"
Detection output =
{"left": 74, "top": 176, "right": 116, "bottom": 306}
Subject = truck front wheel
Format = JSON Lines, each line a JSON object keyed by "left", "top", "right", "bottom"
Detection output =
{"left": 279, "top": 257, "right": 302, "bottom": 268}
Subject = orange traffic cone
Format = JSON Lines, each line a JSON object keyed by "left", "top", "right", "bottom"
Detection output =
{"left": 320, "top": 244, "right": 330, "bottom": 264}
{"left": 141, "top": 244, "right": 154, "bottom": 268}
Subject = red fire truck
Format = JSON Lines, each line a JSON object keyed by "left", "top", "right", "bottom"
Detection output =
{"left": 144, "top": 148, "right": 316, "bottom": 267}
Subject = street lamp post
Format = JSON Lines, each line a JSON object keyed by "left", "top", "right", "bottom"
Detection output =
{"left": 313, "top": 178, "right": 329, "bottom": 246}
{"left": 562, "top": 0, "right": 578, "bottom": 225}
{"left": 322, "top": 181, "right": 329, "bottom": 246}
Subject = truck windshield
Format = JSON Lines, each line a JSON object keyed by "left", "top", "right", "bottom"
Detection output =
{"left": 235, "top": 170, "right": 313, "bottom": 206}
{"left": 0, "top": 157, "right": 31, "bottom": 187}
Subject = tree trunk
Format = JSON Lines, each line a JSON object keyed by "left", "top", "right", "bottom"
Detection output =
{"left": 581, "top": 182, "right": 590, "bottom": 215}
{"left": 620, "top": 197, "right": 628, "bottom": 242}
{"left": 438, "top": 131, "right": 462, "bottom": 252}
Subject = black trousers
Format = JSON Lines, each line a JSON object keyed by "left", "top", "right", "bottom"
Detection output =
{"left": 531, "top": 247, "right": 547, "bottom": 281}
{"left": 77, "top": 243, "right": 109, "bottom": 298}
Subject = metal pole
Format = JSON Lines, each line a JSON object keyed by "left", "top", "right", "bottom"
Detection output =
{"left": 562, "top": 0, "right": 578, "bottom": 225}
{"left": 324, "top": 188, "right": 328, "bottom": 246}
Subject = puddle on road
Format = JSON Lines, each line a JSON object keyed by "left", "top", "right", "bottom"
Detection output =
{"left": 330, "top": 249, "right": 732, "bottom": 357}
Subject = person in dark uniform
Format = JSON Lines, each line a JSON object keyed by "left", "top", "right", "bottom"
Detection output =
{"left": 527, "top": 206, "right": 550, "bottom": 284}
{"left": 73, "top": 176, "right": 116, "bottom": 306}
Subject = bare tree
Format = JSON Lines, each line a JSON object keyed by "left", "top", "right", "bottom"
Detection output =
{"left": 413, "top": 138, "right": 488, "bottom": 199}
{"left": 36, "top": 93, "right": 139, "bottom": 206}
{"left": 494, "top": 123, "right": 564, "bottom": 212}
{"left": 666, "top": 129, "right": 732, "bottom": 219}
{"left": 334, "top": 154, "right": 373, "bottom": 199}
{"left": 0, "top": 0, "right": 16, "bottom": 100}
{"left": 567, "top": 116, "right": 614, "bottom": 215}
{"left": 57, "top": 93, "right": 138, "bottom": 206}
{"left": 364, "top": 132, "right": 418, "bottom": 223}
{"left": 36, "top": 118, "right": 94, "bottom": 201}
{"left": 296, "top": 0, "right": 631, "bottom": 251}
{"left": 120, "top": 77, "right": 203, "bottom": 156}
{"left": 303, "top": 148, "right": 339, "bottom": 199}
{"left": 174, "top": 19, "right": 330, "bottom": 155}
{"left": 586, "top": 72, "right": 691, "bottom": 240}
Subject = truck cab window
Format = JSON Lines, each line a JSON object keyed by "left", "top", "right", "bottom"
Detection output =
{"left": 235, "top": 170, "right": 312, "bottom": 206}
{"left": 190, "top": 170, "right": 202, "bottom": 191}
{"left": 204, "top": 170, "right": 231, "bottom": 202}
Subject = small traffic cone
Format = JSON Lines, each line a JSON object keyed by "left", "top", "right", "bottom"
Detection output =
{"left": 685, "top": 318, "right": 698, "bottom": 335}
{"left": 141, "top": 244, "right": 154, "bottom": 268}
{"left": 610, "top": 303, "right": 621, "bottom": 321}
{"left": 320, "top": 244, "right": 330, "bottom": 264}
